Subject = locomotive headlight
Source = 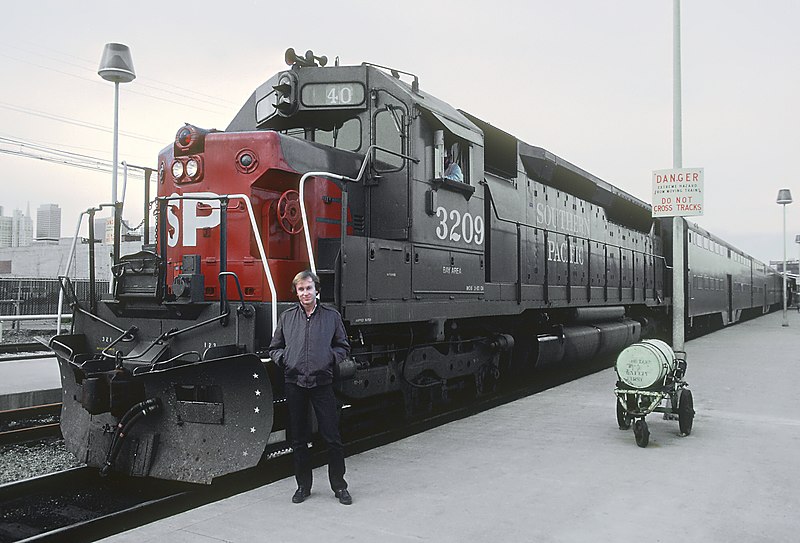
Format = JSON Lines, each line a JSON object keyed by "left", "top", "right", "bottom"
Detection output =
{"left": 185, "top": 158, "right": 199, "bottom": 178}
{"left": 172, "top": 160, "right": 184, "bottom": 179}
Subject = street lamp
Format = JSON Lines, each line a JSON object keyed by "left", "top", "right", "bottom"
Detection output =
{"left": 98, "top": 43, "right": 135, "bottom": 285}
{"left": 777, "top": 189, "right": 793, "bottom": 327}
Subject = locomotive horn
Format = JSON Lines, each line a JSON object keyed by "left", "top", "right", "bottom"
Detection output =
{"left": 284, "top": 47, "right": 298, "bottom": 66}
{"left": 285, "top": 47, "right": 327, "bottom": 68}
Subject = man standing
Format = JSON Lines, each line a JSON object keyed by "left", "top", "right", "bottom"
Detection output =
{"left": 269, "top": 270, "right": 353, "bottom": 505}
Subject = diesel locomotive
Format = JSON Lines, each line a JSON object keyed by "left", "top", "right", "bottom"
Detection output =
{"left": 51, "top": 49, "right": 786, "bottom": 483}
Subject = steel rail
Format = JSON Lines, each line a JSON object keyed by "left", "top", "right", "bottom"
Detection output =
{"left": 0, "top": 403, "right": 62, "bottom": 446}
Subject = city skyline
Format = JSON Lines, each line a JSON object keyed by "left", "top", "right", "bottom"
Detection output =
{"left": 0, "top": 203, "right": 66, "bottom": 247}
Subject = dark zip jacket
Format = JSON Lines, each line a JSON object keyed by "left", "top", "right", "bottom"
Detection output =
{"left": 268, "top": 302, "right": 350, "bottom": 388}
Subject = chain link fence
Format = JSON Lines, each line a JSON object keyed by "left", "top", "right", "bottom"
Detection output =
{"left": 0, "top": 278, "right": 108, "bottom": 317}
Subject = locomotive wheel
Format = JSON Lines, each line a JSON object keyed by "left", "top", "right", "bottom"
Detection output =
{"left": 678, "top": 388, "right": 695, "bottom": 436}
{"left": 633, "top": 419, "right": 649, "bottom": 448}
{"left": 616, "top": 399, "right": 632, "bottom": 430}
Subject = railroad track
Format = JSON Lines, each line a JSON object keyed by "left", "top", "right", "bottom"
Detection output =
{"left": 0, "top": 358, "right": 611, "bottom": 542}
{"left": 0, "top": 343, "right": 51, "bottom": 357}
{"left": 0, "top": 404, "right": 62, "bottom": 446}
{"left": 0, "top": 467, "right": 196, "bottom": 543}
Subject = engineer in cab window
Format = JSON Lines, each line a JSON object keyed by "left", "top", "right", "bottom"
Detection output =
{"left": 444, "top": 144, "right": 464, "bottom": 182}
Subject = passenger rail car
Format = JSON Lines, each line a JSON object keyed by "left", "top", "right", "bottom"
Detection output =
{"left": 685, "top": 222, "right": 784, "bottom": 334}
{"left": 50, "top": 49, "right": 783, "bottom": 483}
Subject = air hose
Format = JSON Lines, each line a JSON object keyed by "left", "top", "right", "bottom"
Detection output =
{"left": 100, "top": 398, "right": 162, "bottom": 476}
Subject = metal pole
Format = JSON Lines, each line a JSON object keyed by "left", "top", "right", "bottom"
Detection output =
{"left": 112, "top": 81, "right": 119, "bottom": 209}
{"left": 672, "top": 0, "right": 685, "bottom": 351}
{"left": 783, "top": 203, "right": 788, "bottom": 326}
{"left": 144, "top": 168, "right": 152, "bottom": 245}
{"left": 111, "top": 81, "right": 120, "bottom": 295}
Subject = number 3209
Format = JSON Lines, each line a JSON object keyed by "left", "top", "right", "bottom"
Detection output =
{"left": 435, "top": 206, "right": 484, "bottom": 245}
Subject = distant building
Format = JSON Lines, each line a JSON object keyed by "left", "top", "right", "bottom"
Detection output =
{"left": 0, "top": 237, "right": 143, "bottom": 278}
{"left": 0, "top": 212, "right": 11, "bottom": 248}
{"left": 36, "top": 203, "right": 62, "bottom": 241}
{"left": 12, "top": 207, "right": 33, "bottom": 247}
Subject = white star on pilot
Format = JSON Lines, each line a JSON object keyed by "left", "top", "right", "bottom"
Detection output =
{"left": 255, "top": 389, "right": 261, "bottom": 396}
{"left": 254, "top": 407, "right": 260, "bottom": 414}
{"left": 243, "top": 451, "right": 248, "bottom": 456}
{"left": 250, "top": 427, "right": 256, "bottom": 433}
{"left": 253, "top": 373, "right": 259, "bottom": 379}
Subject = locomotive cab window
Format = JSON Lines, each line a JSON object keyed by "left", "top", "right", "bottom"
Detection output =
{"left": 314, "top": 117, "right": 361, "bottom": 152}
{"left": 274, "top": 114, "right": 362, "bottom": 152}
{"left": 420, "top": 106, "right": 481, "bottom": 186}
{"left": 373, "top": 107, "right": 405, "bottom": 170}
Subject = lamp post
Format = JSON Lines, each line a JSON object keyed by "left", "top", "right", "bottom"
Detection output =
{"left": 777, "top": 189, "right": 793, "bottom": 327}
{"left": 98, "top": 43, "right": 135, "bottom": 288}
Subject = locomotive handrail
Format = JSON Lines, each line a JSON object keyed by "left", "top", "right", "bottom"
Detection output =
{"left": 72, "top": 304, "right": 127, "bottom": 335}
{"left": 57, "top": 204, "right": 116, "bottom": 331}
{"left": 156, "top": 193, "right": 278, "bottom": 334}
{"left": 56, "top": 211, "right": 88, "bottom": 334}
{"left": 218, "top": 271, "right": 254, "bottom": 318}
{"left": 99, "top": 326, "right": 139, "bottom": 360}
{"left": 298, "top": 144, "right": 418, "bottom": 274}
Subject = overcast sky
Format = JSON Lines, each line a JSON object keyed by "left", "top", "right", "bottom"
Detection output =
{"left": 1, "top": 1, "right": 798, "bottom": 264}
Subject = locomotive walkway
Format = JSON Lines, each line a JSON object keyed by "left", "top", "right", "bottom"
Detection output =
{"left": 58, "top": 310, "right": 800, "bottom": 541}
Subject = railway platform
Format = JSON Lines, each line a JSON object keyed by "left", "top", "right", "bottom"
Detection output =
{"left": 0, "top": 356, "right": 59, "bottom": 410}
{"left": 89, "top": 309, "right": 800, "bottom": 541}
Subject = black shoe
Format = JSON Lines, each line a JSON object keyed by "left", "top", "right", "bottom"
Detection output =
{"left": 292, "top": 487, "right": 310, "bottom": 504}
{"left": 334, "top": 488, "right": 352, "bottom": 505}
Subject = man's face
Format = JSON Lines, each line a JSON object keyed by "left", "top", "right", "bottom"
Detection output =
{"left": 295, "top": 277, "right": 317, "bottom": 310}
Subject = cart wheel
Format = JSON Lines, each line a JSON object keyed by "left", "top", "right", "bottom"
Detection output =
{"left": 633, "top": 419, "right": 649, "bottom": 448}
{"left": 678, "top": 388, "right": 695, "bottom": 436}
{"left": 616, "top": 400, "right": 632, "bottom": 430}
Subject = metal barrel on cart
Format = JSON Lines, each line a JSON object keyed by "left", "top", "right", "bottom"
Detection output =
{"left": 614, "top": 340, "right": 694, "bottom": 447}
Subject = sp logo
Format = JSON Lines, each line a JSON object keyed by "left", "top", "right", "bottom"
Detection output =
{"left": 166, "top": 192, "right": 221, "bottom": 247}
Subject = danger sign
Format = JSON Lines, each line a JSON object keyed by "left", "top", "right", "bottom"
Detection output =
{"left": 652, "top": 168, "right": 704, "bottom": 217}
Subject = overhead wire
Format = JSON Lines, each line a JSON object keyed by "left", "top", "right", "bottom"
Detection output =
{"left": 0, "top": 48, "right": 235, "bottom": 115}
{"left": 0, "top": 101, "right": 164, "bottom": 144}
{"left": 0, "top": 39, "right": 239, "bottom": 108}
{"left": 0, "top": 135, "right": 151, "bottom": 179}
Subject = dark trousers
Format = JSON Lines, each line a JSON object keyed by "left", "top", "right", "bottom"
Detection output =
{"left": 285, "top": 382, "right": 347, "bottom": 491}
